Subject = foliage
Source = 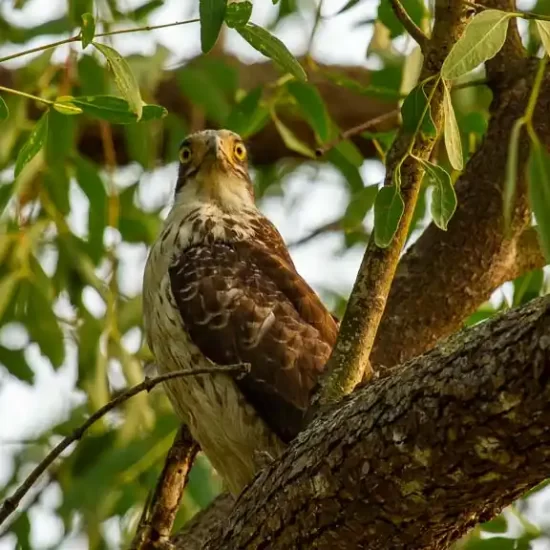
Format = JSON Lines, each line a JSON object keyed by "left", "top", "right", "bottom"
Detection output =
{"left": 0, "top": 1, "right": 550, "bottom": 549}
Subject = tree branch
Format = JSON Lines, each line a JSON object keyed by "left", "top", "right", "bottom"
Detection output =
{"left": 313, "top": 2, "right": 472, "bottom": 404}
{"left": 389, "top": 0, "right": 429, "bottom": 50}
{"left": 173, "top": 294, "right": 550, "bottom": 549}
{"left": 131, "top": 425, "right": 199, "bottom": 550}
{"left": 0, "top": 364, "right": 248, "bottom": 527}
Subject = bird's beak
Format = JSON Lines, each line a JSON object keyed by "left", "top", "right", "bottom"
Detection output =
{"left": 204, "top": 135, "right": 225, "bottom": 167}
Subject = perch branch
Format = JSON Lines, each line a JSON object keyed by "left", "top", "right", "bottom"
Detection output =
{"left": 389, "top": 0, "right": 429, "bottom": 50}
{"left": 0, "top": 364, "right": 248, "bottom": 527}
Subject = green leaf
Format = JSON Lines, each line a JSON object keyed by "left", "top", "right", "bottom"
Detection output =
{"left": 0, "top": 273, "right": 21, "bottom": 324}
{"left": 0, "top": 346, "right": 33, "bottom": 383}
{"left": 52, "top": 101, "right": 82, "bottom": 115}
{"left": 272, "top": 111, "right": 315, "bottom": 158}
{"left": 513, "top": 267, "right": 544, "bottom": 306}
{"left": 336, "top": 0, "right": 362, "bottom": 16}
{"left": 419, "top": 159, "right": 457, "bottom": 230}
{"left": 401, "top": 84, "right": 436, "bottom": 137}
{"left": 374, "top": 185, "right": 405, "bottom": 247}
{"left": 333, "top": 138, "right": 364, "bottom": 167}
{"left": 226, "top": 0, "right": 252, "bottom": 28}
{"left": 442, "top": 10, "right": 513, "bottom": 80}
{"left": 26, "top": 283, "right": 65, "bottom": 368}
{"left": 57, "top": 95, "right": 166, "bottom": 124}
{"left": 0, "top": 96, "right": 8, "bottom": 121}
{"left": 74, "top": 156, "right": 107, "bottom": 264}
{"left": 46, "top": 108, "right": 76, "bottom": 166}
{"left": 343, "top": 185, "right": 378, "bottom": 229}
{"left": 80, "top": 12, "right": 95, "bottom": 49}
{"left": 14, "top": 111, "right": 49, "bottom": 178}
{"left": 442, "top": 83, "right": 463, "bottom": 170}
{"left": 503, "top": 117, "right": 524, "bottom": 232}
{"left": 92, "top": 42, "right": 143, "bottom": 119}
{"left": 287, "top": 81, "right": 330, "bottom": 142}
{"left": 225, "top": 87, "right": 269, "bottom": 137}
{"left": 326, "top": 148, "right": 364, "bottom": 192}
{"left": 237, "top": 23, "right": 306, "bottom": 81}
{"left": 536, "top": 20, "right": 550, "bottom": 56}
{"left": 200, "top": 0, "right": 227, "bottom": 53}
{"left": 528, "top": 140, "right": 550, "bottom": 261}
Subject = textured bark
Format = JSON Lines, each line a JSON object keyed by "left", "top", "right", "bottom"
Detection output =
{"left": 173, "top": 295, "right": 550, "bottom": 549}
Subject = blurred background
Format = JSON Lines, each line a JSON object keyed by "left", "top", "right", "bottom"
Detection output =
{"left": 0, "top": 0, "right": 549, "bottom": 548}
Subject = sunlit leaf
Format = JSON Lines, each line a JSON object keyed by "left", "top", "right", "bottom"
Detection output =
{"left": 93, "top": 42, "right": 143, "bottom": 119}
{"left": 442, "top": 10, "right": 513, "bottom": 80}
{"left": 14, "top": 111, "right": 48, "bottom": 177}
{"left": 225, "top": 86, "right": 269, "bottom": 137}
{"left": 419, "top": 158, "right": 457, "bottom": 230}
{"left": 57, "top": 95, "right": 166, "bottom": 124}
{"left": 0, "top": 272, "right": 21, "bottom": 324}
{"left": 226, "top": 0, "right": 252, "bottom": 28}
{"left": 401, "top": 83, "right": 436, "bottom": 137}
{"left": 80, "top": 12, "right": 95, "bottom": 49}
{"left": 200, "top": 0, "right": 227, "bottom": 52}
{"left": 528, "top": 139, "right": 550, "bottom": 261}
{"left": 0, "top": 96, "right": 8, "bottom": 121}
{"left": 287, "top": 81, "right": 330, "bottom": 142}
{"left": 536, "top": 20, "right": 550, "bottom": 56}
{"left": 442, "top": 83, "right": 463, "bottom": 170}
{"left": 503, "top": 117, "right": 524, "bottom": 232}
{"left": 272, "top": 111, "right": 315, "bottom": 158}
{"left": 374, "top": 185, "right": 404, "bottom": 247}
{"left": 237, "top": 23, "right": 307, "bottom": 81}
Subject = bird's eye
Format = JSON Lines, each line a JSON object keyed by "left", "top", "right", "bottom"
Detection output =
{"left": 179, "top": 146, "right": 192, "bottom": 164}
{"left": 234, "top": 143, "right": 247, "bottom": 161}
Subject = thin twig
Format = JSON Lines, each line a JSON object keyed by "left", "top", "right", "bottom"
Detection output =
{"left": 288, "top": 218, "right": 344, "bottom": 248}
{"left": 389, "top": 0, "right": 429, "bottom": 50}
{"left": 0, "top": 364, "right": 248, "bottom": 527}
{"left": 0, "top": 19, "right": 199, "bottom": 64}
{"left": 130, "top": 426, "right": 199, "bottom": 549}
{"left": 315, "top": 109, "right": 400, "bottom": 157}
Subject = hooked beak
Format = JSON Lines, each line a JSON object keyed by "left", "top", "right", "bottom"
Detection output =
{"left": 203, "top": 135, "right": 225, "bottom": 167}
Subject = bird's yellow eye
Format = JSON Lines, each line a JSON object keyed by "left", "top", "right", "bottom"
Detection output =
{"left": 234, "top": 143, "right": 247, "bottom": 162}
{"left": 180, "top": 146, "right": 192, "bottom": 164}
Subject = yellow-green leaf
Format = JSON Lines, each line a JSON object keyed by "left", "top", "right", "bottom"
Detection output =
{"left": 503, "top": 117, "right": 524, "bottom": 232}
{"left": 419, "top": 158, "right": 457, "bottom": 230}
{"left": 0, "top": 96, "right": 8, "bottom": 121}
{"left": 53, "top": 100, "right": 83, "bottom": 115}
{"left": 272, "top": 111, "right": 315, "bottom": 158}
{"left": 374, "top": 185, "right": 405, "bottom": 247}
{"left": 93, "top": 42, "right": 143, "bottom": 120}
{"left": 528, "top": 140, "right": 550, "bottom": 261}
{"left": 442, "top": 10, "right": 513, "bottom": 80}
{"left": 14, "top": 111, "right": 49, "bottom": 177}
{"left": 200, "top": 0, "right": 227, "bottom": 53}
{"left": 237, "top": 23, "right": 307, "bottom": 81}
{"left": 442, "top": 83, "right": 463, "bottom": 171}
{"left": 81, "top": 12, "right": 95, "bottom": 49}
{"left": 536, "top": 20, "right": 550, "bottom": 57}
{"left": 0, "top": 273, "right": 21, "bottom": 323}
{"left": 287, "top": 81, "right": 330, "bottom": 142}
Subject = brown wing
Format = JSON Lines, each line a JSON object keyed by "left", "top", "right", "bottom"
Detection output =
{"left": 169, "top": 241, "right": 338, "bottom": 442}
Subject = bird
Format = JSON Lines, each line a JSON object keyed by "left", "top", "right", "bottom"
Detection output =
{"left": 142, "top": 129, "right": 338, "bottom": 496}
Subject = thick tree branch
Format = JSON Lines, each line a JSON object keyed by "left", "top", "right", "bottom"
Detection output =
{"left": 389, "top": 0, "right": 429, "bottom": 50}
{"left": 314, "top": 2, "right": 472, "bottom": 404}
{"left": 174, "top": 295, "right": 550, "bottom": 549}
{"left": 131, "top": 425, "right": 199, "bottom": 550}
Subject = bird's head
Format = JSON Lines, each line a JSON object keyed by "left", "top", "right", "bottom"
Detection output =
{"left": 174, "top": 129, "right": 255, "bottom": 211}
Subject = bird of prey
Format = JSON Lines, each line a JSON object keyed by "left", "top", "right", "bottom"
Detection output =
{"left": 143, "top": 129, "right": 338, "bottom": 495}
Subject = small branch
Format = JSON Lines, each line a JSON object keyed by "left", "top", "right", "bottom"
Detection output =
{"left": 315, "top": 109, "right": 400, "bottom": 157}
{"left": 0, "top": 363, "right": 248, "bottom": 527}
{"left": 389, "top": 0, "right": 429, "bottom": 50}
{"left": 312, "top": 3, "right": 471, "bottom": 406}
{"left": 0, "top": 19, "right": 199, "bottom": 64}
{"left": 287, "top": 218, "right": 344, "bottom": 248}
{"left": 131, "top": 426, "right": 199, "bottom": 550}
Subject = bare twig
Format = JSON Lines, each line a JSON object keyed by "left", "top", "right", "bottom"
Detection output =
{"left": 0, "top": 364, "right": 248, "bottom": 527}
{"left": 389, "top": 0, "right": 429, "bottom": 50}
{"left": 131, "top": 426, "right": 199, "bottom": 550}
{"left": 287, "top": 218, "right": 344, "bottom": 248}
{"left": 315, "top": 109, "right": 400, "bottom": 156}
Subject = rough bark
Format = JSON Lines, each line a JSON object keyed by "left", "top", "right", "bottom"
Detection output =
{"left": 174, "top": 294, "right": 550, "bottom": 549}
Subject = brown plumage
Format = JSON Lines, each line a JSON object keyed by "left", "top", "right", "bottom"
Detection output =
{"left": 143, "top": 129, "right": 337, "bottom": 495}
